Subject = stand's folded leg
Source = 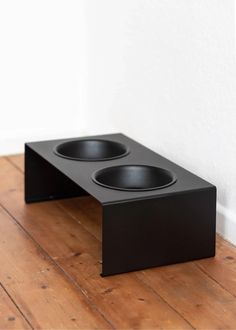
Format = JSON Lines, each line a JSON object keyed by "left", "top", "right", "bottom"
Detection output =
{"left": 25, "top": 145, "right": 87, "bottom": 203}
{"left": 102, "top": 188, "right": 216, "bottom": 276}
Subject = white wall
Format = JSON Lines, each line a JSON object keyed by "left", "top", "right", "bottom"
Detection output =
{"left": 0, "top": 0, "right": 87, "bottom": 155}
{"left": 85, "top": 0, "right": 236, "bottom": 244}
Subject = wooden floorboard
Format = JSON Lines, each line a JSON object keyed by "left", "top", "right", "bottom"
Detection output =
{"left": 5, "top": 155, "right": 24, "bottom": 172}
{"left": 0, "top": 205, "right": 110, "bottom": 330}
{"left": 59, "top": 198, "right": 236, "bottom": 329}
{"left": 196, "top": 237, "right": 236, "bottom": 297}
{"left": 0, "top": 283, "right": 32, "bottom": 330}
{"left": 1, "top": 154, "right": 236, "bottom": 329}
{"left": 0, "top": 156, "right": 191, "bottom": 329}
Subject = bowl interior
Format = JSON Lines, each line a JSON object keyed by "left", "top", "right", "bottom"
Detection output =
{"left": 54, "top": 139, "right": 129, "bottom": 161}
{"left": 92, "top": 165, "right": 177, "bottom": 191}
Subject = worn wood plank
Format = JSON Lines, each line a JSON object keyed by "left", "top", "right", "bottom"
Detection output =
{"left": 5, "top": 154, "right": 24, "bottom": 172}
{"left": 137, "top": 264, "right": 236, "bottom": 329}
{"left": 0, "top": 206, "right": 111, "bottom": 329}
{"left": 195, "top": 236, "right": 236, "bottom": 297}
{"left": 60, "top": 194, "right": 236, "bottom": 329}
{"left": 0, "top": 156, "right": 192, "bottom": 329}
{"left": 7, "top": 154, "right": 236, "bottom": 328}
{"left": 0, "top": 284, "right": 31, "bottom": 330}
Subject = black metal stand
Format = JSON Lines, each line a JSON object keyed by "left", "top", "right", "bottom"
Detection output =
{"left": 25, "top": 133, "right": 216, "bottom": 276}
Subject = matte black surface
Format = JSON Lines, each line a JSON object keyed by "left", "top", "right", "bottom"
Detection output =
{"left": 25, "top": 145, "right": 87, "bottom": 203}
{"left": 102, "top": 187, "right": 216, "bottom": 276}
{"left": 54, "top": 139, "right": 129, "bottom": 161}
{"left": 92, "top": 165, "right": 177, "bottom": 191}
{"left": 25, "top": 133, "right": 217, "bottom": 276}
{"left": 25, "top": 133, "right": 214, "bottom": 205}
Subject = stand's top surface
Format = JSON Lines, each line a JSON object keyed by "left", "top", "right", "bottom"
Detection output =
{"left": 26, "top": 133, "right": 215, "bottom": 205}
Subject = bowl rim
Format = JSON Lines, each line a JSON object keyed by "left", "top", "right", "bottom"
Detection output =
{"left": 53, "top": 138, "right": 130, "bottom": 161}
{"left": 91, "top": 164, "right": 177, "bottom": 191}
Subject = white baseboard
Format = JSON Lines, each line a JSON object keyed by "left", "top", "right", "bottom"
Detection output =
{"left": 217, "top": 203, "right": 236, "bottom": 246}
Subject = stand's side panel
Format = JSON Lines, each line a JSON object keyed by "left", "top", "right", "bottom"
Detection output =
{"left": 25, "top": 145, "right": 87, "bottom": 203}
{"left": 102, "top": 188, "right": 216, "bottom": 276}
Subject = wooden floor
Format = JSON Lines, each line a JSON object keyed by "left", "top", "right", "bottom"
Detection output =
{"left": 0, "top": 155, "right": 236, "bottom": 329}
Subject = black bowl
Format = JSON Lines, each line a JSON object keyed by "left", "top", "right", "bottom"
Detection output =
{"left": 92, "top": 165, "right": 177, "bottom": 191}
{"left": 54, "top": 139, "right": 129, "bottom": 161}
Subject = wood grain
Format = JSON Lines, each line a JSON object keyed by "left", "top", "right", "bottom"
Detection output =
{"left": 0, "top": 283, "right": 31, "bottom": 330}
{"left": 137, "top": 264, "right": 236, "bottom": 329}
{"left": 195, "top": 236, "right": 236, "bottom": 297}
{"left": 0, "top": 157, "right": 191, "bottom": 329}
{"left": 5, "top": 154, "right": 24, "bottom": 172}
{"left": 0, "top": 203, "right": 110, "bottom": 329}
{"left": 3, "top": 154, "right": 236, "bottom": 329}
{"left": 59, "top": 193, "right": 236, "bottom": 329}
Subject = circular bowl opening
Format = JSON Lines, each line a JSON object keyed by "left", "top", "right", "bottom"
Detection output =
{"left": 92, "top": 165, "right": 177, "bottom": 191}
{"left": 54, "top": 139, "right": 129, "bottom": 161}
